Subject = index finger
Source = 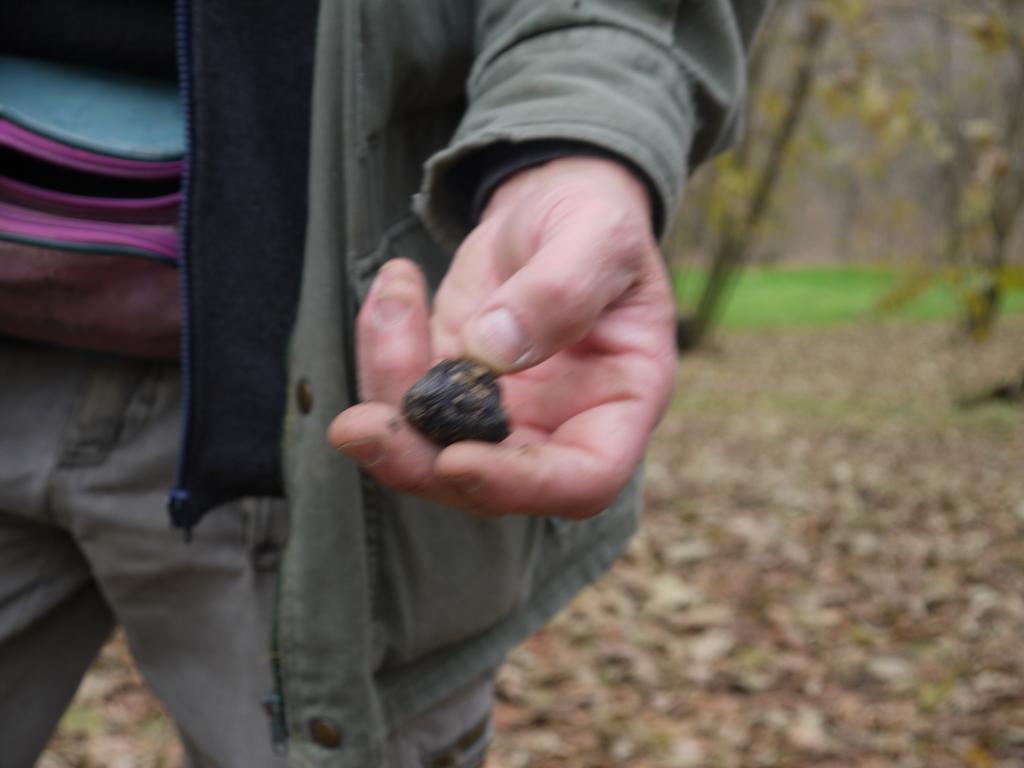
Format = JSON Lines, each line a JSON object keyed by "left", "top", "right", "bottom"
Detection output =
{"left": 356, "top": 258, "right": 432, "bottom": 405}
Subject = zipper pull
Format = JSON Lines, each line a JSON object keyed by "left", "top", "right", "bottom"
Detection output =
{"left": 262, "top": 693, "right": 289, "bottom": 755}
{"left": 167, "top": 488, "right": 194, "bottom": 542}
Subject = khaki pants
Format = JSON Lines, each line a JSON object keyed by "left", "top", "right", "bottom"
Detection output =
{"left": 0, "top": 339, "right": 493, "bottom": 768}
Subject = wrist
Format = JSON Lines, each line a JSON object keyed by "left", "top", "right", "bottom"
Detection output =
{"left": 482, "top": 155, "right": 654, "bottom": 229}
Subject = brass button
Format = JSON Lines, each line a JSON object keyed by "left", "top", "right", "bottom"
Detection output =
{"left": 309, "top": 717, "right": 342, "bottom": 748}
{"left": 296, "top": 378, "right": 314, "bottom": 414}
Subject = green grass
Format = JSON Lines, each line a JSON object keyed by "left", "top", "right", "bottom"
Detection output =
{"left": 674, "top": 266, "right": 1024, "bottom": 329}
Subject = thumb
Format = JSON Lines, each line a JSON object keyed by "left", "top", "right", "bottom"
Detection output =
{"left": 461, "top": 208, "right": 646, "bottom": 373}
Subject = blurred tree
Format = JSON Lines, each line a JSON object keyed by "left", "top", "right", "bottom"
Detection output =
{"left": 929, "top": 2, "right": 1024, "bottom": 342}
{"left": 670, "top": 0, "right": 1024, "bottom": 373}
{"left": 673, "top": 1, "right": 831, "bottom": 351}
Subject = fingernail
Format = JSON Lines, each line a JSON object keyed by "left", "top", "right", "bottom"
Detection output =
{"left": 373, "top": 294, "right": 411, "bottom": 328}
{"left": 473, "top": 308, "right": 530, "bottom": 368}
{"left": 337, "top": 437, "right": 385, "bottom": 467}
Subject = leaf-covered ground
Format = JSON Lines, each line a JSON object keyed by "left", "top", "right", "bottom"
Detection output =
{"left": 44, "top": 319, "right": 1024, "bottom": 768}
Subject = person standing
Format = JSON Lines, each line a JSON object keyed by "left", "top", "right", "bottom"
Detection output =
{"left": 0, "top": 1, "right": 771, "bottom": 766}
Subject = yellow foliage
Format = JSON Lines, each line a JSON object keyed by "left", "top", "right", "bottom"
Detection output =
{"left": 877, "top": 265, "right": 1019, "bottom": 346}
{"left": 920, "top": 120, "right": 956, "bottom": 163}
{"left": 882, "top": 112, "right": 913, "bottom": 147}
{"left": 819, "top": 73, "right": 856, "bottom": 118}
{"left": 832, "top": 0, "right": 869, "bottom": 24}
{"left": 964, "top": 744, "right": 997, "bottom": 768}
{"left": 706, "top": 155, "right": 758, "bottom": 229}
{"left": 963, "top": 117, "right": 999, "bottom": 148}
{"left": 1000, "top": 266, "right": 1024, "bottom": 292}
{"left": 858, "top": 72, "right": 892, "bottom": 130}
{"left": 960, "top": 180, "right": 994, "bottom": 227}
{"left": 963, "top": 12, "right": 1010, "bottom": 55}
{"left": 757, "top": 89, "right": 789, "bottom": 125}
{"left": 874, "top": 270, "right": 936, "bottom": 313}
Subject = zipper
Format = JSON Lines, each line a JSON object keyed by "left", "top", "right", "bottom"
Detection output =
{"left": 168, "top": 0, "right": 199, "bottom": 539}
{"left": 170, "top": 0, "right": 293, "bottom": 750}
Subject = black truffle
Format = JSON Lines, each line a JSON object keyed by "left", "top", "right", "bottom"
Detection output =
{"left": 401, "top": 359, "right": 510, "bottom": 446}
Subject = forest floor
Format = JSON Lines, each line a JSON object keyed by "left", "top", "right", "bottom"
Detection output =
{"left": 42, "top": 317, "right": 1024, "bottom": 768}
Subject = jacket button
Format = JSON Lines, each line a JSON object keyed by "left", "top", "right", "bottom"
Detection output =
{"left": 296, "top": 378, "right": 314, "bottom": 414}
{"left": 309, "top": 717, "right": 342, "bottom": 748}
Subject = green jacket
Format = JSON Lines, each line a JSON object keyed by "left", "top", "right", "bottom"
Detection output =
{"left": 277, "top": 1, "right": 769, "bottom": 765}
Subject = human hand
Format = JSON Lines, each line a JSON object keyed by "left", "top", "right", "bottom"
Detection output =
{"left": 328, "top": 156, "right": 677, "bottom": 518}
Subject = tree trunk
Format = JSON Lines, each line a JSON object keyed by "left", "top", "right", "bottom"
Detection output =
{"left": 678, "top": 5, "right": 831, "bottom": 351}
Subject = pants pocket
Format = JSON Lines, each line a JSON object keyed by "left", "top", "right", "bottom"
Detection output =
{"left": 387, "top": 671, "right": 496, "bottom": 768}
{"left": 420, "top": 714, "right": 492, "bottom": 768}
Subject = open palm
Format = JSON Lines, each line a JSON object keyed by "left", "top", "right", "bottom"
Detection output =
{"left": 330, "top": 157, "right": 677, "bottom": 518}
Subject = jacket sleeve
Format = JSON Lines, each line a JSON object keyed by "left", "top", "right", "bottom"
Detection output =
{"left": 415, "top": 0, "right": 773, "bottom": 248}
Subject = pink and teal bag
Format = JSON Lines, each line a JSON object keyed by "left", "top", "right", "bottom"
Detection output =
{"left": 0, "top": 55, "right": 183, "bottom": 357}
